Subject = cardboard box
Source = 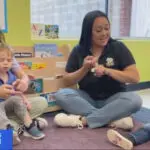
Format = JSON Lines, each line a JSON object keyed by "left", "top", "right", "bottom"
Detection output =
{"left": 26, "top": 91, "right": 61, "bottom": 112}
{"left": 42, "top": 77, "right": 76, "bottom": 112}
{"left": 12, "top": 44, "right": 71, "bottom": 58}
{"left": 16, "top": 44, "right": 70, "bottom": 78}
{"left": 57, "top": 44, "right": 71, "bottom": 59}
{"left": 43, "top": 77, "right": 77, "bottom": 93}
{"left": 25, "top": 77, "right": 76, "bottom": 113}
{"left": 12, "top": 46, "right": 34, "bottom": 57}
{"left": 16, "top": 57, "right": 67, "bottom": 78}
{"left": 17, "top": 44, "right": 75, "bottom": 112}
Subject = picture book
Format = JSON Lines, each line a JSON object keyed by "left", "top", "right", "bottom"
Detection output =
{"left": 27, "top": 78, "right": 43, "bottom": 94}
{"left": 34, "top": 44, "right": 58, "bottom": 58}
{"left": 40, "top": 92, "right": 56, "bottom": 106}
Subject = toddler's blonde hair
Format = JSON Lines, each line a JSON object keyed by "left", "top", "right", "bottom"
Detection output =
{"left": 0, "top": 42, "right": 13, "bottom": 57}
{"left": 0, "top": 30, "right": 13, "bottom": 56}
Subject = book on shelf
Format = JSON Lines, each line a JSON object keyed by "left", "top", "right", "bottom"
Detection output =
{"left": 34, "top": 44, "right": 58, "bottom": 58}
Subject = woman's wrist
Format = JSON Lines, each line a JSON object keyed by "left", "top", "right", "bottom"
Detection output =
{"left": 104, "top": 68, "right": 111, "bottom": 76}
{"left": 82, "top": 65, "right": 91, "bottom": 73}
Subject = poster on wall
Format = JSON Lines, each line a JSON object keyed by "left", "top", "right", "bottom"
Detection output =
{"left": 0, "top": 0, "right": 7, "bottom": 32}
{"left": 31, "top": 24, "right": 45, "bottom": 39}
{"left": 45, "top": 25, "right": 59, "bottom": 39}
{"left": 31, "top": 23, "right": 59, "bottom": 40}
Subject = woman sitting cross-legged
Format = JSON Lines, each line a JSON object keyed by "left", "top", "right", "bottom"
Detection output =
{"left": 53, "top": 10, "right": 142, "bottom": 130}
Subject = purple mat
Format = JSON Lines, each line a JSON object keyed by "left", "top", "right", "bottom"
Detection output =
{"left": 14, "top": 115, "right": 150, "bottom": 150}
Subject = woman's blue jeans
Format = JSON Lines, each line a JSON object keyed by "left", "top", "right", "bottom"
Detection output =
{"left": 54, "top": 88, "right": 142, "bottom": 128}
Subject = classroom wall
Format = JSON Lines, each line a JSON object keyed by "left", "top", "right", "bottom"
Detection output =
{"left": 5, "top": 0, "right": 150, "bottom": 82}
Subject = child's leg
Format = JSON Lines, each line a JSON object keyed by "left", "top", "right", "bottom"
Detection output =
{"left": 0, "top": 102, "right": 12, "bottom": 129}
{"left": 5, "top": 96, "right": 32, "bottom": 126}
{"left": 8, "top": 96, "right": 48, "bottom": 130}
{"left": 27, "top": 96, "right": 48, "bottom": 118}
{"left": 0, "top": 102, "right": 21, "bottom": 145}
{"left": 5, "top": 96, "right": 45, "bottom": 140}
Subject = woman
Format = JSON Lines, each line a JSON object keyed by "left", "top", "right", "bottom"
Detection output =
{"left": 0, "top": 30, "right": 48, "bottom": 137}
{"left": 53, "top": 10, "right": 142, "bottom": 129}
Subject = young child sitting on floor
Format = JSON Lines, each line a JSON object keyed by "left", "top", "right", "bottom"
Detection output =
{"left": 107, "top": 123, "right": 150, "bottom": 150}
{"left": 0, "top": 43, "right": 45, "bottom": 145}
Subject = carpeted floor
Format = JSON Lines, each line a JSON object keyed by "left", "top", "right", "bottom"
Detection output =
{"left": 13, "top": 90, "right": 150, "bottom": 149}
{"left": 14, "top": 111, "right": 150, "bottom": 150}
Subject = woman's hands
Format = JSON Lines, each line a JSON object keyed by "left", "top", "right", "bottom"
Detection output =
{"left": 94, "top": 65, "right": 106, "bottom": 77}
{"left": 83, "top": 56, "right": 108, "bottom": 77}
{"left": 93, "top": 64, "right": 139, "bottom": 83}
{"left": 82, "top": 56, "right": 110, "bottom": 78}
{"left": 83, "top": 56, "right": 97, "bottom": 71}
{"left": 83, "top": 56, "right": 139, "bottom": 83}
{"left": 0, "top": 84, "right": 15, "bottom": 99}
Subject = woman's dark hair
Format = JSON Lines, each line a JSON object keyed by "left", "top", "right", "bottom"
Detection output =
{"left": 79, "top": 10, "right": 109, "bottom": 54}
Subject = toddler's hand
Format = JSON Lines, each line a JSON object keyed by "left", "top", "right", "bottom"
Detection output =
{"left": 0, "top": 84, "right": 16, "bottom": 99}
{"left": 13, "top": 77, "right": 29, "bottom": 92}
{"left": 14, "top": 91, "right": 32, "bottom": 110}
{"left": 24, "top": 100, "right": 32, "bottom": 111}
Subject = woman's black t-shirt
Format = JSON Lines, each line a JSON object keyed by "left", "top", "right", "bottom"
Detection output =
{"left": 65, "top": 40, "right": 136, "bottom": 100}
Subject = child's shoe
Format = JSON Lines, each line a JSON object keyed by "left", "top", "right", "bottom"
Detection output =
{"left": 7, "top": 124, "right": 21, "bottom": 146}
{"left": 24, "top": 121, "right": 45, "bottom": 140}
{"left": 33, "top": 117, "right": 48, "bottom": 130}
{"left": 13, "top": 131, "right": 21, "bottom": 146}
